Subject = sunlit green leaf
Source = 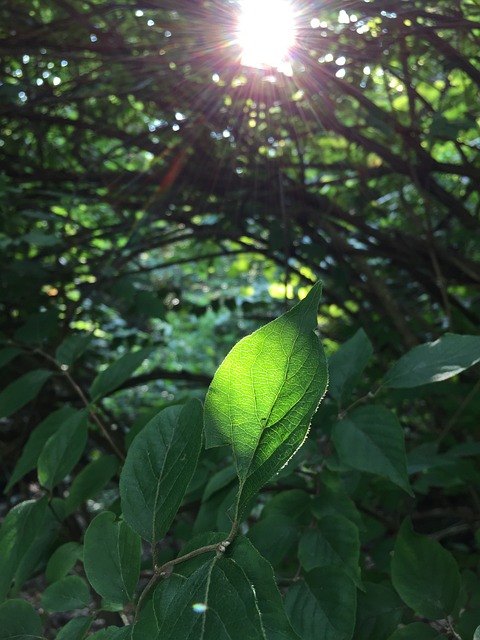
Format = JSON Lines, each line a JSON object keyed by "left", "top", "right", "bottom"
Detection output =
{"left": 205, "top": 282, "right": 328, "bottom": 518}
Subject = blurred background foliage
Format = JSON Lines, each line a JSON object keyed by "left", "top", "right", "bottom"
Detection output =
{"left": 0, "top": 0, "right": 479, "bottom": 598}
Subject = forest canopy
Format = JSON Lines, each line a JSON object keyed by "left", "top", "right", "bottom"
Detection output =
{"left": 0, "top": 1, "right": 479, "bottom": 638}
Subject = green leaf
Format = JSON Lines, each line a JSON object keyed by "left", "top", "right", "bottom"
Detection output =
{"left": 90, "top": 347, "right": 152, "bottom": 401}
{"left": 6, "top": 407, "right": 76, "bottom": 492}
{"left": 391, "top": 519, "right": 461, "bottom": 620}
{"left": 0, "top": 497, "right": 48, "bottom": 601}
{"left": 64, "top": 455, "right": 119, "bottom": 516}
{"left": 328, "top": 328, "right": 373, "bottom": 405}
{"left": 229, "top": 536, "right": 301, "bottom": 640}
{"left": 40, "top": 575, "right": 90, "bottom": 612}
{"left": 0, "top": 598, "right": 43, "bottom": 640}
{"left": 14, "top": 309, "right": 58, "bottom": 344}
{"left": 298, "top": 515, "right": 362, "bottom": 587}
{"left": 248, "top": 514, "right": 299, "bottom": 567}
{"left": 45, "top": 542, "right": 83, "bottom": 584}
{"left": 332, "top": 406, "right": 412, "bottom": 495}
{"left": 157, "top": 556, "right": 266, "bottom": 640}
{"left": 89, "top": 627, "right": 133, "bottom": 640}
{"left": 0, "top": 347, "right": 23, "bottom": 369}
{"left": 84, "top": 512, "right": 141, "bottom": 604}
{"left": 285, "top": 566, "right": 357, "bottom": 640}
{"left": 55, "top": 333, "right": 93, "bottom": 367}
{"left": 205, "top": 282, "right": 328, "bottom": 518}
{"left": 384, "top": 334, "right": 480, "bottom": 388}
{"left": 55, "top": 616, "right": 93, "bottom": 640}
{"left": 38, "top": 409, "right": 88, "bottom": 490}
{"left": 0, "top": 369, "right": 52, "bottom": 418}
{"left": 354, "top": 582, "right": 404, "bottom": 640}
{"left": 387, "top": 622, "right": 448, "bottom": 639}
{"left": 474, "top": 626, "right": 480, "bottom": 640}
{"left": 120, "top": 400, "right": 203, "bottom": 542}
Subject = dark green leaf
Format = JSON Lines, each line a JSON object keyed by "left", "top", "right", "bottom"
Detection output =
{"left": 328, "top": 328, "right": 373, "bottom": 405}
{"left": 120, "top": 400, "right": 203, "bottom": 542}
{"left": 55, "top": 616, "right": 93, "bottom": 640}
{"left": 298, "top": 515, "right": 362, "bottom": 587}
{"left": 384, "top": 334, "right": 480, "bottom": 388}
{"left": 0, "top": 497, "right": 48, "bottom": 601}
{"left": 285, "top": 566, "right": 357, "bottom": 640}
{"left": 84, "top": 512, "right": 141, "bottom": 604}
{"left": 205, "top": 282, "right": 328, "bottom": 518}
{"left": 0, "top": 347, "right": 23, "bottom": 369}
{"left": 64, "top": 455, "right": 119, "bottom": 516}
{"left": 37, "top": 409, "right": 88, "bottom": 490}
{"left": 40, "top": 575, "right": 90, "bottom": 612}
{"left": 157, "top": 556, "right": 266, "bottom": 640}
{"left": 387, "top": 622, "right": 448, "bottom": 639}
{"left": 391, "top": 519, "right": 461, "bottom": 620}
{"left": 55, "top": 333, "right": 93, "bottom": 367}
{"left": 90, "top": 347, "right": 152, "bottom": 401}
{"left": 14, "top": 309, "right": 58, "bottom": 344}
{"left": 6, "top": 407, "right": 76, "bottom": 492}
{"left": 332, "top": 406, "right": 412, "bottom": 495}
{"left": 0, "top": 369, "right": 52, "bottom": 418}
{"left": 229, "top": 536, "right": 302, "bottom": 640}
{"left": 354, "top": 583, "right": 404, "bottom": 640}
{"left": 248, "top": 514, "right": 299, "bottom": 567}
{"left": 45, "top": 542, "right": 83, "bottom": 584}
{"left": 0, "top": 598, "right": 43, "bottom": 640}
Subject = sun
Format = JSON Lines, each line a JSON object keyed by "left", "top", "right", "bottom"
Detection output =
{"left": 238, "top": 0, "right": 296, "bottom": 74}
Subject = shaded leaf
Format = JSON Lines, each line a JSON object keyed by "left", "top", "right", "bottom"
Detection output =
{"left": 0, "top": 598, "right": 43, "bottom": 640}
{"left": 328, "top": 328, "right": 373, "bottom": 405}
{"left": 391, "top": 519, "right": 461, "bottom": 620}
{"left": 230, "top": 536, "right": 302, "bottom": 640}
{"left": 55, "top": 333, "right": 93, "bottom": 367}
{"left": 37, "top": 409, "right": 88, "bottom": 490}
{"left": 0, "top": 347, "right": 23, "bottom": 369}
{"left": 285, "top": 566, "right": 356, "bottom": 640}
{"left": 55, "top": 617, "right": 93, "bottom": 640}
{"left": 157, "top": 556, "right": 266, "bottom": 640}
{"left": 6, "top": 407, "right": 76, "bottom": 492}
{"left": 387, "top": 622, "right": 448, "bottom": 639}
{"left": 120, "top": 400, "right": 203, "bottom": 542}
{"left": 84, "top": 512, "right": 141, "bottom": 604}
{"left": 298, "top": 515, "right": 362, "bottom": 587}
{"left": 205, "top": 282, "right": 328, "bottom": 518}
{"left": 45, "top": 542, "right": 83, "bottom": 584}
{"left": 90, "top": 347, "right": 152, "bottom": 401}
{"left": 354, "top": 582, "right": 404, "bottom": 640}
{"left": 384, "top": 334, "right": 480, "bottom": 388}
{"left": 0, "top": 369, "right": 52, "bottom": 418}
{"left": 64, "top": 455, "right": 119, "bottom": 516}
{"left": 0, "top": 497, "right": 48, "bottom": 601}
{"left": 41, "top": 575, "right": 90, "bottom": 612}
{"left": 332, "top": 406, "right": 412, "bottom": 495}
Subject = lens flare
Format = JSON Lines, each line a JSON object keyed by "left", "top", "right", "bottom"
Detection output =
{"left": 238, "top": 0, "right": 295, "bottom": 74}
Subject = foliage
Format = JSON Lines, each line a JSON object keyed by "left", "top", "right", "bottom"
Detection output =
{"left": 1, "top": 0, "right": 480, "bottom": 638}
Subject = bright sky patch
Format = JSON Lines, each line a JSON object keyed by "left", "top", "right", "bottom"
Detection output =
{"left": 238, "top": 0, "right": 295, "bottom": 74}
